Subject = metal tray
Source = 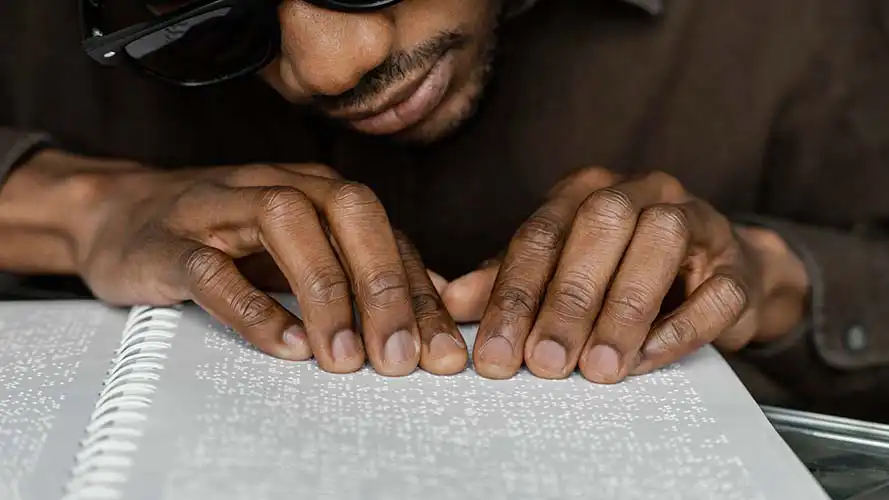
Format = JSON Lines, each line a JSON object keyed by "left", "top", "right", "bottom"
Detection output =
{"left": 763, "top": 406, "right": 889, "bottom": 500}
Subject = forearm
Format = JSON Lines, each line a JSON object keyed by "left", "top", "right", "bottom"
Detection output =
{"left": 0, "top": 149, "right": 145, "bottom": 274}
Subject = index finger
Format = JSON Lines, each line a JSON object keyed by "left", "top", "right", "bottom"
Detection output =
{"left": 226, "top": 166, "right": 420, "bottom": 376}
{"left": 172, "top": 182, "right": 364, "bottom": 373}
{"left": 176, "top": 242, "right": 312, "bottom": 361}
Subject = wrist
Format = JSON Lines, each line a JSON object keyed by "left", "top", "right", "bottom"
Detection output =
{"left": 0, "top": 149, "right": 146, "bottom": 273}
{"left": 735, "top": 225, "right": 811, "bottom": 344}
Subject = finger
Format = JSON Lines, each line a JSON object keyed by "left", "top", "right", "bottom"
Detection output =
{"left": 524, "top": 176, "right": 675, "bottom": 380}
{"left": 395, "top": 234, "right": 467, "bottom": 375}
{"left": 171, "top": 183, "right": 364, "bottom": 373}
{"left": 427, "top": 270, "right": 449, "bottom": 296}
{"left": 225, "top": 167, "right": 420, "bottom": 376}
{"left": 253, "top": 187, "right": 365, "bottom": 374}
{"left": 576, "top": 204, "right": 690, "bottom": 383}
{"left": 631, "top": 270, "right": 750, "bottom": 374}
{"left": 321, "top": 184, "right": 420, "bottom": 376}
{"left": 441, "top": 263, "right": 499, "bottom": 323}
{"left": 178, "top": 243, "right": 312, "bottom": 361}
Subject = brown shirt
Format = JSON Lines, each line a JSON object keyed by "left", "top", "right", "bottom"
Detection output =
{"left": 2, "top": 0, "right": 889, "bottom": 421}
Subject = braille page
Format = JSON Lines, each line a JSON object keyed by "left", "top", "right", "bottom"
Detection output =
{"left": 117, "top": 301, "right": 828, "bottom": 500}
{"left": 0, "top": 301, "right": 129, "bottom": 500}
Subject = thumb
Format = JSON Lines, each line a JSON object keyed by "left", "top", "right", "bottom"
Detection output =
{"left": 441, "top": 260, "right": 500, "bottom": 323}
{"left": 426, "top": 270, "right": 449, "bottom": 296}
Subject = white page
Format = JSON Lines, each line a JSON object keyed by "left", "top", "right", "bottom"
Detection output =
{"left": 61, "top": 301, "right": 827, "bottom": 500}
{"left": 0, "top": 301, "right": 129, "bottom": 500}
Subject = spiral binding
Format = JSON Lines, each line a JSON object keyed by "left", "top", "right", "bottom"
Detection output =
{"left": 62, "top": 305, "right": 182, "bottom": 500}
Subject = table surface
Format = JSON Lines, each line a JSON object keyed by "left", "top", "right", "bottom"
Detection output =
{"left": 763, "top": 406, "right": 889, "bottom": 500}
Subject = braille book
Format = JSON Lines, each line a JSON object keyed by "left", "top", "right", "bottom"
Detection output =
{"left": 0, "top": 298, "right": 828, "bottom": 500}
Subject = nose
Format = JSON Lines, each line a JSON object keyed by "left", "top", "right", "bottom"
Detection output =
{"left": 277, "top": 2, "right": 394, "bottom": 96}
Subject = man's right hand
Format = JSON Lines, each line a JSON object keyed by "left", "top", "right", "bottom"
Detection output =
{"left": 10, "top": 151, "right": 467, "bottom": 377}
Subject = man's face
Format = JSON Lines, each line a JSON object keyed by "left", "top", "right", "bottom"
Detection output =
{"left": 260, "top": 0, "right": 504, "bottom": 143}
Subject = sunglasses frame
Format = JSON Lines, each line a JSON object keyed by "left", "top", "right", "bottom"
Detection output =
{"left": 79, "top": 0, "right": 403, "bottom": 87}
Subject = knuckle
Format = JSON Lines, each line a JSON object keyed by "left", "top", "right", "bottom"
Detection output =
{"left": 411, "top": 291, "right": 441, "bottom": 320}
{"left": 549, "top": 274, "right": 601, "bottom": 319}
{"left": 579, "top": 166, "right": 619, "bottom": 186}
{"left": 63, "top": 170, "right": 126, "bottom": 209}
{"left": 707, "top": 274, "right": 750, "bottom": 320}
{"left": 392, "top": 228, "right": 408, "bottom": 241}
{"left": 303, "top": 265, "right": 350, "bottom": 306}
{"left": 163, "top": 184, "right": 215, "bottom": 231}
{"left": 260, "top": 186, "right": 312, "bottom": 214}
{"left": 181, "top": 246, "right": 229, "bottom": 289}
{"left": 392, "top": 230, "right": 417, "bottom": 257}
{"left": 230, "top": 163, "right": 282, "bottom": 184}
{"left": 657, "top": 315, "right": 697, "bottom": 350}
{"left": 492, "top": 280, "right": 539, "bottom": 318}
{"left": 550, "top": 166, "right": 617, "bottom": 196}
{"left": 230, "top": 288, "right": 279, "bottom": 328}
{"left": 580, "top": 188, "right": 637, "bottom": 227}
{"left": 359, "top": 266, "right": 410, "bottom": 310}
{"left": 639, "top": 204, "right": 691, "bottom": 243}
{"left": 329, "top": 182, "right": 380, "bottom": 212}
{"left": 605, "top": 285, "right": 656, "bottom": 325}
{"left": 515, "top": 210, "right": 565, "bottom": 254}
{"left": 646, "top": 171, "right": 686, "bottom": 200}
{"left": 259, "top": 187, "right": 315, "bottom": 227}
{"left": 296, "top": 163, "right": 342, "bottom": 180}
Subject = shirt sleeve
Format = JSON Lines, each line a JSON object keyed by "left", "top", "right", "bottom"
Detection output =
{"left": 0, "top": 127, "right": 53, "bottom": 189}
{"left": 728, "top": 0, "right": 889, "bottom": 421}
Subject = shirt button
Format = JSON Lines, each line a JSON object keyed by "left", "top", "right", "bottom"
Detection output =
{"left": 845, "top": 324, "right": 867, "bottom": 351}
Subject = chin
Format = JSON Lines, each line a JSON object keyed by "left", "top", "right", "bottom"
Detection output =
{"left": 389, "top": 60, "right": 493, "bottom": 144}
{"left": 392, "top": 94, "right": 476, "bottom": 143}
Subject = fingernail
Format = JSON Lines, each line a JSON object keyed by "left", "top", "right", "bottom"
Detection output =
{"left": 583, "top": 344, "right": 621, "bottom": 383}
{"left": 642, "top": 337, "right": 667, "bottom": 358}
{"left": 384, "top": 329, "right": 417, "bottom": 364}
{"left": 630, "top": 358, "right": 654, "bottom": 376}
{"left": 281, "top": 325, "right": 311, "bottom": 360}
{"left": 429, "top": 333, "right": 463, "bottom": 360}
{"left": 282, "top": 325, "right": 307, "bottom": 346}
{"left": 531, "top": 339, "right": 567, "bottom": 374}
{"left": 331, "top": 329, "right": 361, "bottom": 361}
{"left": 478, "top": 336, "right": 514, "bottom": 367}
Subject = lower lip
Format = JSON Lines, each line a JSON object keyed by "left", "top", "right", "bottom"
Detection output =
{"left": 349, "top": 52, "right": 455, "bottom": 136}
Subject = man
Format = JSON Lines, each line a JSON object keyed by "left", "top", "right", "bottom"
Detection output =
{"left": 1, "top": 0, "right": 888, "bottom": 420}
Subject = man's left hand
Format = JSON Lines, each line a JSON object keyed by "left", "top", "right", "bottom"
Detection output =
{"left": 439, "top": 167, "right": 810, "bottom": 382}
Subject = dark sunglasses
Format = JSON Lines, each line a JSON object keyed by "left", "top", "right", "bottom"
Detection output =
{"left": 79, "top": 0, "right": 403, "bottom": 87}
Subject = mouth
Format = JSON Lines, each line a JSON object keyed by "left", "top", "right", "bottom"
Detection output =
{"left": 327, "top": 51, "right": 457, "bottom": 136}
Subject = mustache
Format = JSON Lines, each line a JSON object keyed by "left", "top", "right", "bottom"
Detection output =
{"left": 314, "top": 31, "right": 468, "bottom": 111}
